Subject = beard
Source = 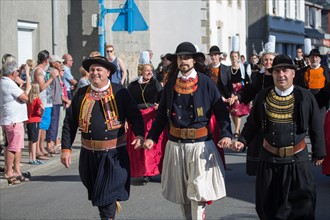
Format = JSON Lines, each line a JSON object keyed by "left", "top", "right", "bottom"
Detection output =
{"left": 179, "top": 65, "right": 194, "bottom": 74}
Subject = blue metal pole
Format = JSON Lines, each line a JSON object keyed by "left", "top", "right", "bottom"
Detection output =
{"left": 98, "top": 0, "right": 105, "bottom": 56}
{"left": 127, "top": 0, "right": 133, "bottom": 33}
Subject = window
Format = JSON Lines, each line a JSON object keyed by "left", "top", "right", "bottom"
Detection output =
{"left": 309, "top": 7, "right": 315, "bottom": 27}
{"left": 272, "top": 0, "right": 277, "bottom": 16}
{"left": 17, "top": 21, "right": 38, "bottom": 66}
{"left": 305, "top": 5, "right": 310, "bottom": 26}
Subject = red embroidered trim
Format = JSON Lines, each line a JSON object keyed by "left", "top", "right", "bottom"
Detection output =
{"left": 174, "top": 76, "right": 198, "bottom": 94}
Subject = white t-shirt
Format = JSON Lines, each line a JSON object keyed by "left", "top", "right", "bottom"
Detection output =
{"left": 0, "top": 77, "right": 28, "bottom": 125}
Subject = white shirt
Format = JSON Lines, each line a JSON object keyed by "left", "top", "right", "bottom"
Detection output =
{"left": 177, "top": 69, "right": 197, "bottom": 80}
{"left": 0, "top": 77, "right": 28, "bottom": 125}
{"left": 274, "top": 85, "right": 294, "bottom": 97}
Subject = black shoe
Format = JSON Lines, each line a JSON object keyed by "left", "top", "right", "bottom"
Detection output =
{"left": 143, "top": 176, "right": 151, "bottom": 184}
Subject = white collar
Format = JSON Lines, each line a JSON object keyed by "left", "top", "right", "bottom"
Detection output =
{"left": 177, "top": 69, "right": 197, "bottom": 79}
{"left": 274, "top": 85, "right": 294, "bottom": 96}
{"left": 310, "top": 64, "right": 321, "bottom": 69}
{"left": 90, "top": 80, "right": 110, "bottom": 92}
{"left": 212, "top": 63, "right": 221, "bottom": 68}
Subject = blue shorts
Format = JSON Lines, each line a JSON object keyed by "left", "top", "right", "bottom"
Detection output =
{"left": 39, "top": 107, "right": 52, "bottom": 130}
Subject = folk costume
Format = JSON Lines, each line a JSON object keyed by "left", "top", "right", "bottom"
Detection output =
{"left": 61, "top": 57, "right": 144, "bottom": 219}
{"left": 238, "top": 55, "right": 326, "bottom": 220}
{"left": 237, "top": 68, "right": 274, "bottom": 176}
{"left": 227, "top": 65, "right": 251, "bottom": 117}
{"left": 209, "top": 45, "right": 231, "bottom": 169}
{"left": 294, "top": 57, "right": 307, "bottom": 70}
{"left": 295, "top": 49, "right": 330, "bottom": 122}
{"left": 146, "top": 42, "right": 232, "bottom": 220}
{"left": 127, "top": 76, "right": 167, "bottom": 178}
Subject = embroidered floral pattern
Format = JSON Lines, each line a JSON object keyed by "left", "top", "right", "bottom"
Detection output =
{"left": 174, "top": 76, "right": 198, "bottom": 94}
{"left": 79, "top": 85, "right": 122, "bottom": 133}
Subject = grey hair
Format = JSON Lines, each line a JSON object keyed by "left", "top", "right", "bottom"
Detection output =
{"left": 1, "top": 60, "right": 18, "bottom": 76}
{"left": 2, "top": 54, "right": 16, "bottom": 65}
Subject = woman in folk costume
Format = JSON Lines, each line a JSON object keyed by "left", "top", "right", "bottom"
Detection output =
{"left": 229, "top": 36, "right": 277, "bottom": 176}
{"left": 227, "top": 36, "right": 251, "bottom": 138}
{"left": 126, "top": 51, "right": 167, "bottom": 183}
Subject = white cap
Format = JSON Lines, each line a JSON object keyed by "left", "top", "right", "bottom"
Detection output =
{"left": 268, "top": 35, "right": 276, "bottom": 44}
{"left": 304, "top": 38, "right": 312, "bottom": 55}
{"left": 264, "top": 42, "right": 275, "bottom": 53}
{"left": 139, "top": 51, "right": 150, "bottom": 64}
{"left": 231, "top": 35, "right": 240, "bottom": 52}
{"left": 264, "top": 35, "right": 276, "bottom": 53}
{"left": 49, "top": 55, "right": 64, "bottom": 63}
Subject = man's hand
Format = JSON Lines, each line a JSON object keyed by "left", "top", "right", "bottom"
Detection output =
{"left": 143, "top": 139, "right": 154, "bottom": 150}
{"left": 61, "top": 151, "right": 71, "bottom": 168}
{"left": 313, "top": 159, "right": 324, "bottom": 166}
{"left": 230, "top": 141, "right": 245, "bottom": 152}
{"left": 131, "top": 136, "right": 144, "bottom": 149}
{"left": 50, "top": 68, "right": 59, "bottom": 78}
{"left": 217, "top": 137, "right": 231, "bottom": 148}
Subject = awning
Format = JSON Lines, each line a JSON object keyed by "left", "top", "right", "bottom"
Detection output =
{"left": 305, "top": 28, "right": 325, "bottom": 39}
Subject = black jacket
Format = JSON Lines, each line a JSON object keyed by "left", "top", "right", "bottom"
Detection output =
{"left": 62, "top": 83, "right": 144, "bottom": 150}
{"left": 238, "top": 86, "right": 326, "bottom": 160}
{"left": 147, "top": 72, "right": 232, "bottom": 143}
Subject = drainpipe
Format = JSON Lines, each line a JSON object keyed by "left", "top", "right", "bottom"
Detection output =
{"left": 52, "top": 0, "right": 57, "bottom": 55}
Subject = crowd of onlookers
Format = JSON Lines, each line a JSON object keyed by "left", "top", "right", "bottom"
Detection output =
{"left": 0, "top": 51, "right": 77, "bottom": 185}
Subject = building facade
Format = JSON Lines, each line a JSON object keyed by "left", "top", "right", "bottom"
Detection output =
{"left": 247, "top": 0, "right": 306, "bottom": 59}
{"left": 0, "top": 0, "right": 69, "bottom": 66}
{"left": 1, "top": 0, "right": 328, "bottom": 82}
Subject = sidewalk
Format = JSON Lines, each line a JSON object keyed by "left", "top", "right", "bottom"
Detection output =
{"left": 0, "top": 134, "right": 81, "bottom": 188}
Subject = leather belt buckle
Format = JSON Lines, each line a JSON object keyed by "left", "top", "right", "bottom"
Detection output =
{"left": 187, "top": 128, "right": 196, "bottom": 139}
{"left": 92, "top": 140, "right": 103, "bottom": 149}
{"left": 279, "top": 146, "right": 294, "bottom": 157}
{"left": 180, "top": 128, "right": 196, "bottom": 139}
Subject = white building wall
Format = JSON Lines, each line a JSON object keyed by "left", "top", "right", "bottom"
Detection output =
{"left": 209, "top": 0, "right": 247, "bottom": 57}
{"left": 149, "top": 0, "right": 205, "bottom": 64}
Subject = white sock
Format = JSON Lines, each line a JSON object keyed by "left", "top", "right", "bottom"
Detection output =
{"left": 191, "top": 201, "right": 206, "bottom": 220}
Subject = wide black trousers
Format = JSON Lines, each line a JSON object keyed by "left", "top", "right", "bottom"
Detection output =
{"left": 256, "top": 159, "right": 316, "bottom": 220}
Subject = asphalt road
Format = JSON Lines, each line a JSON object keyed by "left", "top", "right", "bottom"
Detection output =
{"left": 1, "top": 147, "right": 329, "bottom": 220}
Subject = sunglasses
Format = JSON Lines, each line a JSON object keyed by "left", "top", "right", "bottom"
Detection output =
{"left": 106, "top": 50, "right": 113, "bottom": 53}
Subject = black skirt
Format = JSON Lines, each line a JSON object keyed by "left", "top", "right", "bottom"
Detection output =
{"left": 79, "top": 146, "right": 130, "bottom": 206}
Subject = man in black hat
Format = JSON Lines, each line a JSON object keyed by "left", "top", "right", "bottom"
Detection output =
{"left": 229, "top": 54, "right": 326, "bottom": 220}
{"left": 60, "top": 56, "right": 144, "bottom": 220}
{"left": 208, "top": 45, "right": 231, "bottom": 99}
{"left": 143, "top": 42, "right": 232, "bottom": 219}
{"left": 155, "top": 53, "right": 172, "bottom": 86}
{"left": 295, "top": 48, "right": 330, "bottom": 123}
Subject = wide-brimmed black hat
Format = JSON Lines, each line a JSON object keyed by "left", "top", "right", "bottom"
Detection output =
{"left": 208, "top": 45, "right": 222, "bottom": 55}
{"left": 269, "top": 54, "right": 297, "bottom": 73}
{"left": 82, "top": 56, "right": 117, "bottom": 75}
{"left": 167, "top": 42, "right": 205, "bottom": 62}
{"left": 308, "top": 49, "right": 322, "bottom": 58}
